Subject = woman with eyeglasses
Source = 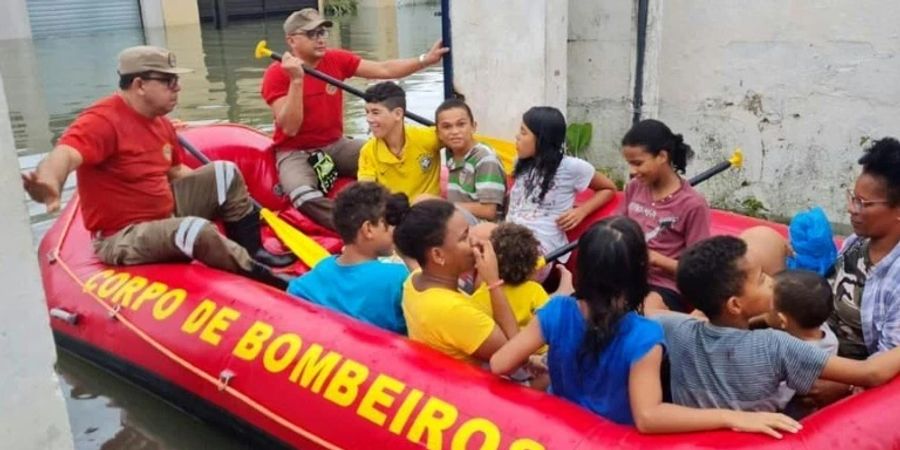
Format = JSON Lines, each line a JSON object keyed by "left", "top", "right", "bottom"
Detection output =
{"left": 826, "top": 137, "right": 900, "bottom": 361}
{"left": 260, "top": 8, "right": 449, "bottom": 231}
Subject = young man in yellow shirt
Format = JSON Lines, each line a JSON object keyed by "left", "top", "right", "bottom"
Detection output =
{"left": 357, "top": 82, "right": 441, "bottom": 198}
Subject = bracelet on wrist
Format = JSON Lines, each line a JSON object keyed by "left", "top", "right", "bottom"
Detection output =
{"left": 418, "top": 53, "right": 427, "bottom": 66}
{"left": 487, "top": 279, "right": 504, "bottom": 290}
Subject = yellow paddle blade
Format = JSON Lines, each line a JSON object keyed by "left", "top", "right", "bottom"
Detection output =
{"left": 729, "top": 148, "right": 744, "bottom": 169}
{"left": 259, "top": 208, "right": 331, "bottom": 268}
{"left": 475, "top": 134, "right": 516, "bottom": 175}
{"left": 255, "top": 40, "right": 273, "bottom": 59}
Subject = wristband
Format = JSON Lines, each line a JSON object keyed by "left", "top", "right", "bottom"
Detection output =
{"left": 418, "top": 53, "right": 427, "bottom": 65}
{"left": 487, "top": 279, "right": 504, "bottom": 290}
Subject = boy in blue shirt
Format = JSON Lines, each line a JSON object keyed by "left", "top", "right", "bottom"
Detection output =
{"left": 656, "top": 235, "right": 900, "bottom": 413}
{"left": 287, "top": 182, "right": 409, "bottom": 334}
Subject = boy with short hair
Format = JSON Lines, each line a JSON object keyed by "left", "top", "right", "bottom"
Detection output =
{"left": 287, "top": 182, "right": 409, "bottom": 334}
{"left": 655, "top": 235, "right": 900, "bottom": 412}
{"left": 766, "top": 270, "right": 839, "bottom": 417}
{"left": 435, "top": 98, "right": 507, "bottom": 222}
{"left": 357, "top": 82, "right": 441, "bottom": 199}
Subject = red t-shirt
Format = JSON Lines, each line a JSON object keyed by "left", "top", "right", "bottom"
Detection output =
{"left": 618, "top": 178, "right": 711, "bottom": 291}
{"left": 261, "top": 49, "right": 362, "bottom": 150}
{"left": 58, "top": 94, "right": 182, "bottom": 235}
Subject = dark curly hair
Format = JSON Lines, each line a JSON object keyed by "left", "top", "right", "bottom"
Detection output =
{"left": 364, "top": 81, "right": 406, "bottom": 112}
{"left": 333, "top": 182, "right": 409, "bottom": 244}
{"left": 575, "top": 216, "right": 649, "bottom": 364}
{"left": 676, "top": 236, "right": 748, "bottom": 319}
{"left": 513, "top": 107, "right": 566, "bottom": 203}
{"left": 490, "top": 223, "right": 540, "bottom": 285}
{"left": 392, "top": 199, "right": 456, "bottom": 266}
{"left": 621, "top": 119, "right": 694, "bottom": 174}
{"left": 773, "top": 270, "right": 833, "bottom": 329}
{"left": 859, "top": 137, "right": 900, "bottom": 206}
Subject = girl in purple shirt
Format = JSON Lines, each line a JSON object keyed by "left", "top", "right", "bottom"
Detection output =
{"left": 618, "top": 119, "right": 711, "bottom": 312}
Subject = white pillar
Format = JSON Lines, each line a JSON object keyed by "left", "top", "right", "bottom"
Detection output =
{"left": 450, "top": 0, "right": 567, "bottom": 140}
{"left": 0, "top": 74, "right": 74, "bottom": 450}
{"left": 0, "top": 0, "right": 32, "bottom": 40}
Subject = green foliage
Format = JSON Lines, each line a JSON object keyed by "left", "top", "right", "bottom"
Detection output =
{"left": 565, "top": 122, "right": 592, "bottom": 158}
{"left": 324, "top": 0, "right": 357, "bottom": 16}
{"left": 730, "top": 196, "right": 769, "bottom": 219}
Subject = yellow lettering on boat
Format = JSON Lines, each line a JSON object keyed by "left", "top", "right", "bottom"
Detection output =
{"left": 97, "top": 272, "right": 130, "bottom": 299}
{"left": 389, "top": 387, "right": 424, "bottom": 435}
{"left": 509, "top": 439, "right": 545, "bottom": 450}
{"left": 152, "top": 288, "right": 186, "bottom": 320}
{"left": 262, "top": 333, "right": 303, "bottom": 373}
{"left": 357, "top": 374, "right": 405, "bottom": 426}
{"left": 323, "top": 358, "right": 369, "bottom": 407}
{"left": 83, "top": 269, "right": 114, "bottom": 294}
{"left": 451, "top": 418, "right": 501, "bottom": 450}
{"left": 232, "top": 321, "right": 274, "bottom": 361}
{"left": 181, "top": 299, "right": 218, "bottom": 334}
{"left": 130, "top": 281, "right": 169, "bottom": 310}
{"left": 109, "top": 276, "right": 147, "bottom": 306}
{"left": 288, "top": 344, "right": 341, "bottom": 393}
{"left": 407, "top": 397, "right": 459, "bottom": 450}
{"left": 199, "top": 306, "right": 240, "bottom": 346}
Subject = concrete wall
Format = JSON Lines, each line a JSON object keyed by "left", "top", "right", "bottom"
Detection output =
{"left": 0, "top": 0, "right": 32, "bottom": 40}
{"left": 450, "top": 0, "right": 567, "bottom": 141}
{"left": 649, "top": 0, "right": 900, "bottom": 223}
{"left": 0, "top": 74, "right": 74, "bottom": 449}
{"left": 566, "top": 0, "right": 636, "bottom": 177}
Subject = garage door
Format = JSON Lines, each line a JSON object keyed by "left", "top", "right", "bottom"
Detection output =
{"left": 27, "top": 0, "right": 142, "bottom": 38}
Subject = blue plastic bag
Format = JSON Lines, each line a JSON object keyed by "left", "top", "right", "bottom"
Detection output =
{"left": 786, "top": 207, "right": 837, "bottom": 276}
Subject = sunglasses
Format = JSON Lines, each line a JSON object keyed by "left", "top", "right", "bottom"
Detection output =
{"left": 293, "top": 28, "right": 329, "bottom": 40}
{"left": 142, "top": 75, "right": 180, "bottom": 89}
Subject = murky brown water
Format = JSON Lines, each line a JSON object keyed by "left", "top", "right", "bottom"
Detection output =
{"left": 1, "top": 3, "right": 442, "bottom": 448}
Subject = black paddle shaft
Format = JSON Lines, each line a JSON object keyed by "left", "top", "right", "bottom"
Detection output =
{"left": 265, "top": 52, "right": 435, "bottom": 127}
{"left": 544, "top": 158, "right": 736, "bottom": 263}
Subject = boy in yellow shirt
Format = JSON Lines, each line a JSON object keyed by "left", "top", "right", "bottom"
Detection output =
{"left": 357, "top": 82, "right": 441, "bottom": 198}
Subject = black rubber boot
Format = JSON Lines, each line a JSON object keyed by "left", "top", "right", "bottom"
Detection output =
{"left": 225, "top": 209, "right": 298, "bottom": 268}
{"left": 243, "top": 260, "right": 292, "bottom": 290}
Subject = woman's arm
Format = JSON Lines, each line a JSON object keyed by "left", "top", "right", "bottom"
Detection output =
{"left": 557, "top": 172, "right": 617, "bottom": 231}
{"left": 489, "top": 319, "right": 545, "bottom": 375}
{"left": 629, "top": 346, "right": 801, "bottom": 438}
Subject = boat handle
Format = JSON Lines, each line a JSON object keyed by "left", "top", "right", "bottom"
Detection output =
{"left": 49, "top": 308, "right": 79, "bottom": 325}
{"left": 218, "top": 369, "right": 236, "bottom": 391}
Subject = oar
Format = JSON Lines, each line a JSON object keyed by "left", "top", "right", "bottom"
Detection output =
{"left": 177, "top": 135, "right": 331, "bottom": 268}
{"left": 544, "top": 148, "right": 745, "bottom": 263}
{"left": 253, "top": 40, "right": 517, "bottom": 174}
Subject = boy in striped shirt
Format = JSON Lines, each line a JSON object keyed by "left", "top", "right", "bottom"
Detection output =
{"left": 435, "top": 99, "right": 507, "bottom": 223}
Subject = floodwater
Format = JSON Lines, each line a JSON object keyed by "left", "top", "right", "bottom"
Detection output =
{"left": 1, "top": 3, "right": 443, "bottom": 448}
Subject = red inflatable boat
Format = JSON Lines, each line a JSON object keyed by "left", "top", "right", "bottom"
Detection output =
{"left": 40, "top": 124, "right": 900, "bottom": 449}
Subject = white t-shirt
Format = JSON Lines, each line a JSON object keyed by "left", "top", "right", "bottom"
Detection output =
{"left": 507, "top": 156, "right": 595, "bottom": 257}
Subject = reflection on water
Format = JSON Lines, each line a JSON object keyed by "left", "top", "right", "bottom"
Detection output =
{"left": 2, "top": 3, "right": 442, "bottom": 448}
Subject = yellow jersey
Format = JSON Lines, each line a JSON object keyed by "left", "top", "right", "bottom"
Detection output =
{"left": 357, "top": 125, "right": 441, "bottom": 199}
{"left": 402, "top": 273, "right": 496, "bottom": 363}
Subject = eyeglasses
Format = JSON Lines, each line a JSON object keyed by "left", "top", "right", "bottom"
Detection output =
{"left": 142, "top": 75, "right": 179, "bottom": 89}
{"left": 293, "top": 28, "right": 329, "bottom": 40}
{"left": 846, "top": 189, "right": 890, "bottom": 211}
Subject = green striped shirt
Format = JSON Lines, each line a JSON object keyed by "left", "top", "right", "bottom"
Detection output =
{"left": 445, "top": 143, "right": 507, "bottom": 209}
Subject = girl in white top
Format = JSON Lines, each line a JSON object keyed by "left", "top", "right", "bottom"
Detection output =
{"left": 506, "top": 107, "right": 617, "bottom": 259}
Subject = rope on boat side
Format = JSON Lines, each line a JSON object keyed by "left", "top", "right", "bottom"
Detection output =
{"left": 51, "top": 198, "right": 345, "bottom": 450}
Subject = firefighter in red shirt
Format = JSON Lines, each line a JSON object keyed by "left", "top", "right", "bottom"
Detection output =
{"left": 261, "top": 8, "right": 448, "bottom": 229}
{"left": 23, "top": 46, "right": 294, "bottom": 288}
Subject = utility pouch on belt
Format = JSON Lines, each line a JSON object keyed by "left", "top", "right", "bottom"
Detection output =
{"left": 308, "top": 150, "right": 338, "bottom": 194}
